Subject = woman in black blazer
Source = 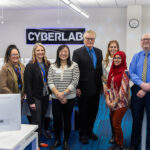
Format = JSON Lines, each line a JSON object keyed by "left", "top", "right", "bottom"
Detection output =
{"left": 24, "top": 43, "right": 50, "bottom": 149}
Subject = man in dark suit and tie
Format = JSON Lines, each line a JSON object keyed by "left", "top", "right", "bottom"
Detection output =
{"left": 72, "top": 30, "right": 103, "bottom": 144}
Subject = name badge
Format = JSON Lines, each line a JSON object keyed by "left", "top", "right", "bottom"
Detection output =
{"left": 56, "top": 70, "right": 61, "bottom": 73}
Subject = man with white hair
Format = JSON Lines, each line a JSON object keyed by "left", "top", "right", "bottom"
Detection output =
{"left": 72, "top": 30, "right": 103, "bottom": 144}
{"left": 128, "top": 33, "right": 150, "bottom": 150}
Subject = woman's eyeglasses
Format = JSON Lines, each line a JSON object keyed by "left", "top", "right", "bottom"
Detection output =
{"left": 11, "top": 54, "right": 19, "bottom": 57}
{"left": 114, "top": 57, "right": 121, "bottom": 60}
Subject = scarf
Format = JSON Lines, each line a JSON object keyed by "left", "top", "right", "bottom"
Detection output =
{"left": 107, "top": 51, "right": 127, "bottom": 91}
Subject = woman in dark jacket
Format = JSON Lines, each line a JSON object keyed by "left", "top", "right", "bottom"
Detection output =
{"left": 24, "top": 43, "right": 50, "bottom": 149}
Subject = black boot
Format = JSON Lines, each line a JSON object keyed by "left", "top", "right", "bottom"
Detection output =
{"left": 63, "top": 140, "right": 70, "bottom": 150}
{"left": 50, "top": 140, "right": 61, "bottom": 150}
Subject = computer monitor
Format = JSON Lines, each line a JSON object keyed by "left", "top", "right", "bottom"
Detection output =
{"left": 0, "top": 94, "right": 21, "bottom": 132}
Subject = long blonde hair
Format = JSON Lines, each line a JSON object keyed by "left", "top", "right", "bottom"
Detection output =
{"left": 31, "top": 43, "right": 49, "bottom": 66}
{"left": 104, "top": 40, "right": 120, "bottom": 67}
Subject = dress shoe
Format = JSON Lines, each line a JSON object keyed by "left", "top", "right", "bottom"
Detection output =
{"left": 44, "top": 130, "right": 52, "bottom": 139}
{"left": 39, "top": 143, "right": 48, "bottom": 147}
{"left": 89, "top": 132, "right": 98, "bottom": 140}
{"left": 63, "top": 140, "right": 70, "bottom": 150}
{"left": 126, "top": 145, "right": 137, "bottom": 150}
{"left": 80, "top": 136, "right": 89, "bottom": 144}
{"left": 113, "top": 144, "right": 126, "bottom": 150}
{"left": 50, "top": 140, "right": 61, "bottom": 150}
{"left": 109, "top": 136, "right": 115, "bottom": 144}
{"left": 108, "top": 144, "right": 117, "bottom": 150}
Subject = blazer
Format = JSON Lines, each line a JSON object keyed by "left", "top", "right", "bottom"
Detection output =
{"left": 72, "top": 46, "right": 103, "bottom": 95}
{"left": 24, "top": 61, "right": 50, "bottom": 104}
{"left": 0, "top": 61, "right": 25, "bottom": 96}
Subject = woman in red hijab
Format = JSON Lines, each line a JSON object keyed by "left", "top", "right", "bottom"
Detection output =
{"left": 106, "top": 51, "right": 129, "bottom": 150}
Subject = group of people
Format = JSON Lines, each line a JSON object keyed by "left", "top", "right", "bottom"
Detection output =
{"left": 0, "top": 30, "right": 150, "bottom": 150}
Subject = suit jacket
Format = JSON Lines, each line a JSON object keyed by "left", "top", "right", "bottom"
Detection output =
{"left": 0, "top": 61, "right": 25, "bottom": 96}
{"left": 72, "top": 46, "right": 103, "bottom": 95}
{"left": 24, "top": 61, "right": 50, "bottom": 104}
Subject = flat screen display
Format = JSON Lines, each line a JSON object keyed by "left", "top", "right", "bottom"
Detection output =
{"left": 0, "top": 94, "right": 21, "bottom": 132}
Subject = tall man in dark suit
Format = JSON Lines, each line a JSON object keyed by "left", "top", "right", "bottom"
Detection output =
{"left": 72, "top": 30, "right": 103, "bottom": 144}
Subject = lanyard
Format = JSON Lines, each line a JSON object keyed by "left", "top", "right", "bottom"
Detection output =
{"left": 37, "top": 62, "right": 47, "bottom": 83}
{"left": 13, "top": 64, "right": 22, "bottom": 89}
{"left": 14, "top": 65, "right": 21, "bottom": 80}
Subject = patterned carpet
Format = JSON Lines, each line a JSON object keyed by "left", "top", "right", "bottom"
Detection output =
{"left": 24, "top": 94, "right": 133, "bottom": 150}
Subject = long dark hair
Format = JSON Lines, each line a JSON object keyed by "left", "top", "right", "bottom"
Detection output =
{"left": 4, "top": 44, "right": 20, "bottom": 63}
{"left": 55, "top": 45, "right": 72, "bottom": 68}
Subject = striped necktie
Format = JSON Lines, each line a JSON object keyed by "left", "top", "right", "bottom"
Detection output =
{"left": 142, "top": 52, "right": 148, "bottom": 82}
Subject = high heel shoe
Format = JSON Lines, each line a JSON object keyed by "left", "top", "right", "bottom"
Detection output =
{"left": 109, "top": 136, "right": 115, "bottom": 144}
{"left": 39, "top": 143, "right": 48, "bottom": 147}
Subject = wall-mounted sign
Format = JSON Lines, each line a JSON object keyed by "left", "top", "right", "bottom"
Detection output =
{"left": 26, "top": 28, "right": 85, "bottom": 44}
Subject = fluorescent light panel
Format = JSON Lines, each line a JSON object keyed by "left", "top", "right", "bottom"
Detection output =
{"left": 61, "top": 0, "right": 70, "bottom": 5}
{"left": 60, "top": 0, "right": 89, "bottom": 18}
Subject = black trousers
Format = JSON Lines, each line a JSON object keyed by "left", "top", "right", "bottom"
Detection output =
{"left": 52, "top": 98, "right": 75, "bottom": 141}
{"left": 29, "top": 95, "right": 49, "bottom": 144}
{"left": 78, "top": 94, "right": 100, "bottom": 137}
{"left": 131, "top": 85, "right": 150, "bottom": 149}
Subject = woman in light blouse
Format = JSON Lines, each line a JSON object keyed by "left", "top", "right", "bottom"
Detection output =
{"left": 48, "top": 45, "right": 79, "bottom": 150}
{"left": 102, "top": 40, "right": 120, "bottom": 144}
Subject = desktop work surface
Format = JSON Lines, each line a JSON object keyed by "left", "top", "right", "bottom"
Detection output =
{"left": 0, "top": 124, "right": 38, "bottom": 150}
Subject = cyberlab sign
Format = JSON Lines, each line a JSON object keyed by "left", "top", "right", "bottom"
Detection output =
{"left": 26, "top": 28, "right": 85, "bottom": 44}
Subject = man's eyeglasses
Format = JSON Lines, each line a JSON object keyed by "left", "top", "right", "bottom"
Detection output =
{"left": 142, "top": 38, "right": 150, "bottom": 41}
{"left": 85, "top": 38, "right": 95, "bottom": 41}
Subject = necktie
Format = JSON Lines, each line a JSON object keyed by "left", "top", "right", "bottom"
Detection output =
{"left": 89, "top": 50, "right": 94, "bottom": 64}
{"left": 142, "top": 52, "right": 148, "bottom": 82}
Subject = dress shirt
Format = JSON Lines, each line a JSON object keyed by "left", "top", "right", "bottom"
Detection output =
{"left": 85, "top": 46, "right": 97, "bottom": 69}
{"left": 129, "top": 50, "right": 150, "bottom": 86}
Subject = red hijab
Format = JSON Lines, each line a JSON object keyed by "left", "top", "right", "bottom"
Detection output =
{"left": 107, "top": 51, "right": 127, "bottom": 91}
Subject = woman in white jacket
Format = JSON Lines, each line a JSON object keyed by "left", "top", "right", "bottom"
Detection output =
{"left": 102, "top": 40, "right": 120, "bottom": 144}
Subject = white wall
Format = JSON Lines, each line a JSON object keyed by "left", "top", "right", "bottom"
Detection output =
{"left": 0, "top": 8, "right": 127, "bottom": 60}
{"left": 1, "top": 6, "right": 150, "bottom": 64}
{"left": 142, "top": 7, "right": 150, "bottom": 34}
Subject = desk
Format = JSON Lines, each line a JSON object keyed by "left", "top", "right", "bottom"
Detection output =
{"left": 0, "top": 124, "right": 38, "bottom": 150}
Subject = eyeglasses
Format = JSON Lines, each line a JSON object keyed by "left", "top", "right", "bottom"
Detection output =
{"left": 142, "top": 38, "right": 150, "bottom": 41}
{"left": 110, "top": 46, "right": 117, "bottom": 49}
{"left": 11, "top": 54, "right": 19, "bottom": 57}
{"left": 114, "top": 57, "right": 121, "bottom": 60}
{"left": 85, "top": 38, "right": 95, "bottom": 41}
